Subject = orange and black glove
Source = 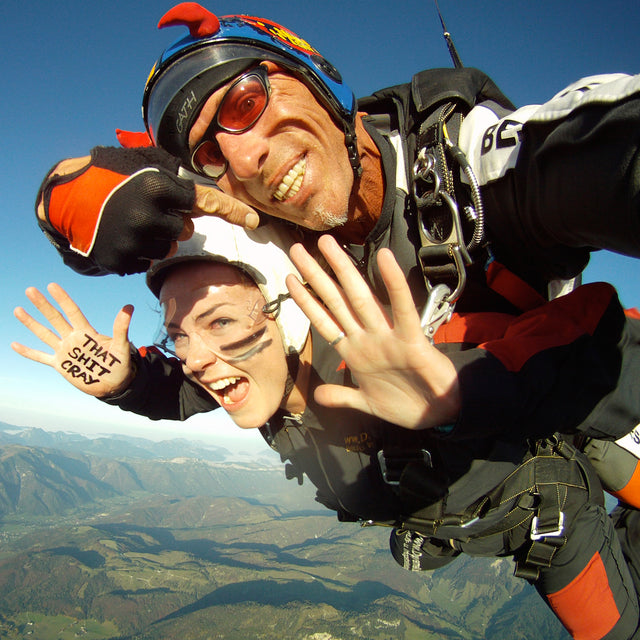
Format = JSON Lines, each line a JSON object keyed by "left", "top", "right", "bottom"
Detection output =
{"left": 37, "top": 146, "right": 194, "bottom": 276}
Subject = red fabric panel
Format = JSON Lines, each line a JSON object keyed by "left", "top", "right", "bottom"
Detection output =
{"left": 48, "top": 166, "right": 127, "bottom": 255}
{"left": 116, "top": 129, "right": 154, "bottom": 148}
{"left": 485, "top": 260, "right": 547, "bottom": 311}
{"left": 612, "top": 460, "right": 640, "bottom": 509}
{"left": 433, "top": 311, "right": 514, "bottom": 345}
{"left": 138, "top": 346, "right": 162, "bottom": 358}
{"left": 481, "top": 282, "right": 615, "bottom": 372}
{"left": 547, "top": 552, "right": 620, "bottom": 640}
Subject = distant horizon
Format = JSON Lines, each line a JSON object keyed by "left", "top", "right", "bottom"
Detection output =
{"left": 0, "top": 407, "right": 270, "bottom": 451}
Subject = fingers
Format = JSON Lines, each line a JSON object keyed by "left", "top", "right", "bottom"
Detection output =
{"left": 290, "top": 236, "right": 390, "bottom": 333}
{"left": 288, "top": 243, "right": 358, "bottom": 333}
{"left": 178, "top": 216, "right": 194, "bottom": 241}
{"left": 289, "top": 237, "right": 425, "bottom": 355}
{"left": 376, "top": 248, "right": 423, "bottom": 337}
{"left": 14, "top": 283, "right": 100, "bottom": 352}
{"left": 317, "top": 235, "right": 391, "bottom": 329}
{"left": 314, "top": 383, "right": 368, "bottom": 412}
{"left": 286, "top": 272, "right": 345, "bottom": 346}
{"left": 10, "top": 340, "right": 53, "bottom": 367}
{"left": 112, "top": 305, "right": 134, "bottom": 352}
{"left": 165, "top": 216, "right": 195, "bottom": 258}
{"left": 13, "top": 305, "right": 61, "bottom": 350}
{"left": 46, "top": 283, "right": 93, "bottom": 330}
{"left": 193, "top": 184, "right": 260, "bottom": 229}
{"left": 22, "top": 286, "right": 72, "bottom": 337}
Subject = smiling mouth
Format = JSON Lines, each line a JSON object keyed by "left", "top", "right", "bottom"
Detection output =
{"left": 273, "top": 157, "right": 306, "bottom": 201}
{"left": 206, "top": 376, "right": 249, "bottom": 407}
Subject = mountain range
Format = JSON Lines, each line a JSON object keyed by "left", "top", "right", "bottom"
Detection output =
{"left": 0, "top": 421, "right": 569, "bottom": 640}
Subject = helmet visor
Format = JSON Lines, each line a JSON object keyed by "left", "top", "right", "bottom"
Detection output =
{"left": 144, "top": 44, "right": 255, "bottom": 153}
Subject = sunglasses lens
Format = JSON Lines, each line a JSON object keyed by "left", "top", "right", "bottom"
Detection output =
{"left": 217, "top": 74, "right": 268, "bottom": 132}
{"left": 192, "top": 141, "right": 227, "bottom": 179}
{"left": 190, "top": 70, "right": 269, "bottom": 180}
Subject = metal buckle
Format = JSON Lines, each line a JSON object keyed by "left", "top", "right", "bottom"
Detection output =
{"left": 413, "top": 148, "right": 441, "bottom": 201}
{"left": 420, "top": 283, "right": 454, "bottom": 339}
{"left": 377, "top": 449, "right": 432, "bottom": 486}
{"left": 531, "top": 512, "right": 565, "bottom": 541}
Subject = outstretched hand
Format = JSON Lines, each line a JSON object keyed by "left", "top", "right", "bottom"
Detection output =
{"left": 286, "top": 235, "right": 461, "bottom": 430}
{"left": 12, "top": 284, "right": 135, "bottom": 398}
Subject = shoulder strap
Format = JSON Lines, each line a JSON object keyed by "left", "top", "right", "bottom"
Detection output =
{"left": 410, "top": 70, "right": 514, "bottom": 338}
{"left": 409, "top": 67, "right": 515, "bottom": 116}
{"left": 359, "top": 69, "right": 517, "bottom": 339}
{"left": 358, "top": 67, "right": 515, "bottom": 120}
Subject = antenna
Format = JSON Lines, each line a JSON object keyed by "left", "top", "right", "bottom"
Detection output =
{"left": 434, "top": 0, "right": 463, "bottom": 68}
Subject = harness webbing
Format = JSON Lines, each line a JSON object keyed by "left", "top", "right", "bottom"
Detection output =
{"left": 386, "top": 438, "right": 590, "bottom": 585}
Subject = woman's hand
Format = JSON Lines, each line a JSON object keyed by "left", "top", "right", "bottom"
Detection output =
{"left": 12, "top": 283, "right": 136, "bottom": 398}
{"left": 286, "top": 235, "right": 461, "bottom": 430}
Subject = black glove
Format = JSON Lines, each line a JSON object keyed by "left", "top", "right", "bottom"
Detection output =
{"left": 389, "top": 528, "right": 460, "bottom": 571}
{"left": 38, "top": 146, "right": 195, "bottom": 276}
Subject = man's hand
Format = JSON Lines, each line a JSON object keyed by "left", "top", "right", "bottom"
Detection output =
{"left": 193, "top": 184, "right": 260, "bottom": 229}
{"left": 286, "top": 235, "right": 461, "bottom": 430}
{"left": 38, "top": 146, "right": 260, "bottom": 276}
{"left": 12, "top": 284, "right": 135, "bottom": 398}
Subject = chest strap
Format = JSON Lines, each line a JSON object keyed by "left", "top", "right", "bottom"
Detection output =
{"left": 413, "top": 101, "right": 488, "bottom": 340}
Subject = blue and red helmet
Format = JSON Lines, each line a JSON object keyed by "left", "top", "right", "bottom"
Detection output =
{"left": 142, "top": 3, "right": 360, "bottom": 174}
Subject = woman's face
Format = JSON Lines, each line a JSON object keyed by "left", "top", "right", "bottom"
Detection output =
{"left": 158, "top": 261, "right": 290, "bottom": 429}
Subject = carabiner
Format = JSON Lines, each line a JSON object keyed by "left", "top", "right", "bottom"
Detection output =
{"left": 420, "top": 283, "right": 454, "bottom": 340}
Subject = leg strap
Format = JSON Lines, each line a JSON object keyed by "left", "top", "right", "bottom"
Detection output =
{"left": 514, "top": 439, "right": 588, "bottom": 581}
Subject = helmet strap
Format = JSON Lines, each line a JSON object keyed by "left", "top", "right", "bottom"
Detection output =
{"left": 282, "top": 353, "right": 300, "bottom": 404}
{"left": 344, "top": 124, "right": 363, "bottom": 179}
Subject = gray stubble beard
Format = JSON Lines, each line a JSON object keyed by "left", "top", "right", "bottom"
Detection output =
{"left": 314, "top": 207, "right": 348, "bottom": 230}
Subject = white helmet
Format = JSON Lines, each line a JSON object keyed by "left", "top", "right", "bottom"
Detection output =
{"left": 146, "top": 216, "right": 310, "bottom": 355}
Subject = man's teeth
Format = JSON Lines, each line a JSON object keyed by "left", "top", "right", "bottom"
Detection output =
{"left": 274, "top": 158, "right": 306, "bottom": 201}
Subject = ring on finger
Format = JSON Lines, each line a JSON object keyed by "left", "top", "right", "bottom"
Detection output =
{"left": 328, "top": 332, "right": 346, "bottom": 347}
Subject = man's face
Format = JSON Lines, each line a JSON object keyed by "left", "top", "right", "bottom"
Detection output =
{"left": 158, "top": 261, "right": 289, "bottom": 429}
{"left": 189, "top": 62, "right": 355, "bottom": 230}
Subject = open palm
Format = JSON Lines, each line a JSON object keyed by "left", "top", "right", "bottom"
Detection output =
{"left": 12, "top": 283, "right": 135, "bottom": 398}
{"left": 286, "top": 236, "right": 460, "bottom": 430}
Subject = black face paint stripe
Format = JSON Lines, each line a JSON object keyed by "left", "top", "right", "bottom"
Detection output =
{"left": 219, "top": 325, "right": 267, "bottom": 352}
{"left": 225, "top": 338, "right": 273, "bottom": 363}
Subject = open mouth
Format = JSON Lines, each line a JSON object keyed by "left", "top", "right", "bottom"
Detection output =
{"left": 206, "top": 376, "right": 250, "bottom": 408}
{"left": 273, "top": 157, "right": 306, "bottom": 201}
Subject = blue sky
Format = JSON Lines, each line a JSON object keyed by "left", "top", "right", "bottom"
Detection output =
{"left": 1, "top": 0, "right": 639, "bottom": 443}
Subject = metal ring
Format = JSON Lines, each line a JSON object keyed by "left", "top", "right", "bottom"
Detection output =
{"left": 328, "top": 332, "right": 346, "bottom": 347}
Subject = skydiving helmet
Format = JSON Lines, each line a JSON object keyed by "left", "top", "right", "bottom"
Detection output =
{"left": 146, "top": 216, "right": 311, "bottom": 358}
{"left": 142, "top": 2, "right": 361, "bottom": 177}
